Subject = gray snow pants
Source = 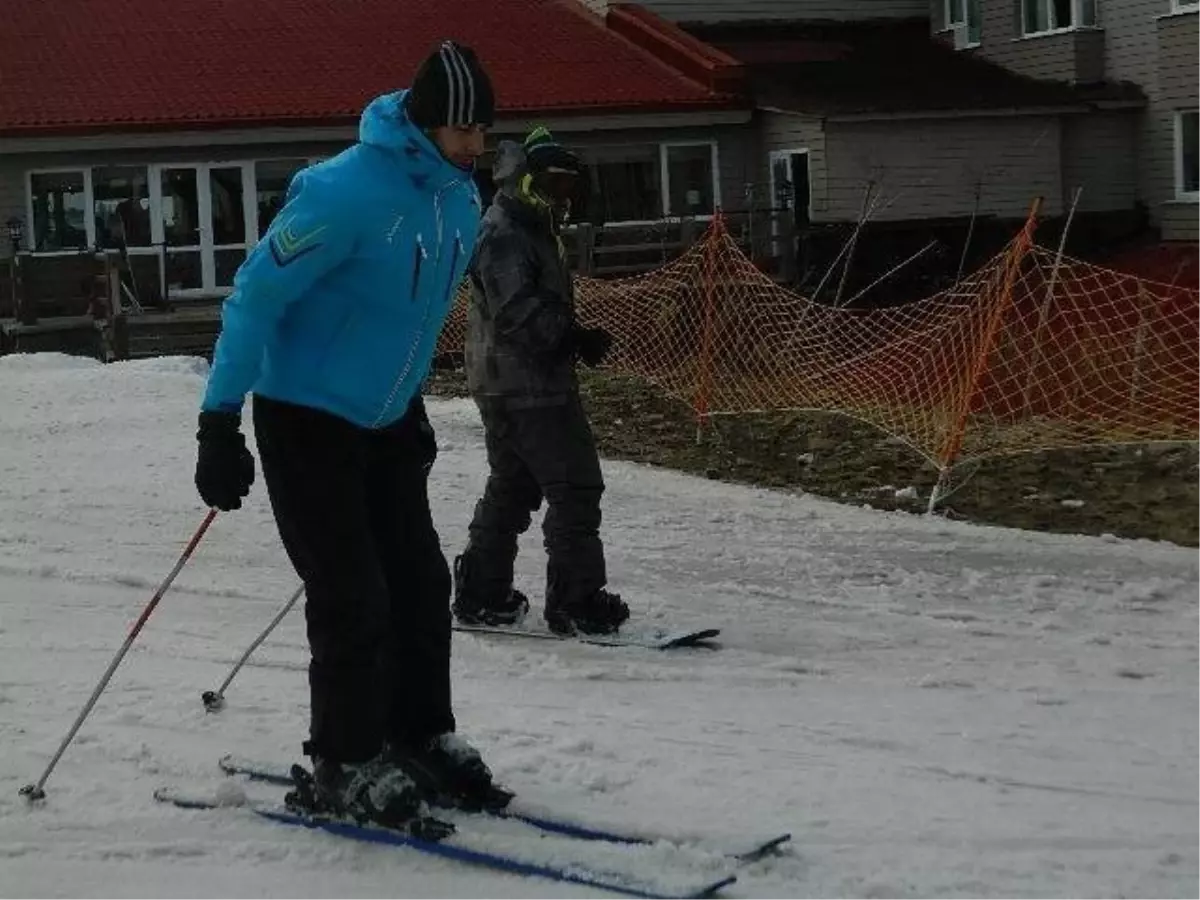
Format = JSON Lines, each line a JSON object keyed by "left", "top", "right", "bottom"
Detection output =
{"left": 459, "top": 394, "right": 607, "bottom": 605}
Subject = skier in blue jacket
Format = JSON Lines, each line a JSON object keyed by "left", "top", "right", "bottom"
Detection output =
{"left": 194, "top": 41, "right": 501, "bottom": 828}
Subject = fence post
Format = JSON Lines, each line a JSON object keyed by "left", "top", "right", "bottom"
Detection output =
{"left": 928, "top": 196, "right": 1042, "bottom": 514}
{"left": 577, "top": 223, "right": 595, "bottom": 277}
{"left": 693, "top": 214, "right": 722, "bottom": 444}
{"left": 13, "top": 253, "right": 35, "bottom": 326}
{"left": 1127, "top": 283, "right": 1152, "bottom": 425}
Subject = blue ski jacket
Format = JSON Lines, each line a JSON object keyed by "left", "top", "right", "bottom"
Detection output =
{"left": 201, "top": 90, "right": 482, "bottom": 429}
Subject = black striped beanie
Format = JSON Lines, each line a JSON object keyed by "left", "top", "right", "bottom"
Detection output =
{"left": 407, "top": 41, "right": 495, "bottom": 129}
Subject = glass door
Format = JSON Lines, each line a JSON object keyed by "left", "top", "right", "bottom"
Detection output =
{"left": 151, "top": 163, "right": 253, "bottom": 296}
{"left": 158, "top": 166, "right": 203, "bottom": 293}
{"left": 206, "top": 164, "right": 250, "bottom": 290}
{"left": 768, "top": 149, "right": 811, "bottom": 256}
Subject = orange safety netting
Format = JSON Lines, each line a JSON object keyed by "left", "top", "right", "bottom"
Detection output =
{"left": 438, "top": 208, "right": 1199, "bottom": 471}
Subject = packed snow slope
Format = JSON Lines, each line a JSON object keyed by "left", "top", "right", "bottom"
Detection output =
{"left": 0, "top": 353, "right": 1196, "bottom": 898}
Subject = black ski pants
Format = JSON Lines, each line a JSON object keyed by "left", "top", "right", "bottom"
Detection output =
{"left": 253, "top": 394, "right": 453, "bottom": 764}
{"left": 462, "top": 394, "right": 606, "bottom": 603}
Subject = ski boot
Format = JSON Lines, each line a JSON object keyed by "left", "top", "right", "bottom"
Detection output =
{"left": 545, "top": 587, "right": 630, "bottom": 636}
{"left": 452, "top": 554, "right": 530, "bottom": 627}
{"left": 388, "top": 733, "right": 513, "bottom": 812}
{"left": 285, "top": 755, "right": 453, "bottom": 839}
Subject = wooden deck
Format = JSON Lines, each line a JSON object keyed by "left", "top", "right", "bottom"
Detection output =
{"left": 1, "top": 305, "right": 222, "bottom": 361}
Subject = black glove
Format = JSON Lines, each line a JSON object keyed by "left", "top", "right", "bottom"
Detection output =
{"left": 410, "top": 395, "right": 438, "bottom": 472}
{"left": 572, "top": 326, "right": 613, "bottom": 367}
{"left": 195, "top": 411, "right": 255, "bottom": 511}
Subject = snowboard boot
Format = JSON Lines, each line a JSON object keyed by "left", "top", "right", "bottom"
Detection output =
{"left": 544, "top": 586, "right": 630, "bottom": 636}
{"left": 452, "top": 553, "right": 530, "bottom": 627}
{"left": 307, "top": 754, "right": 427, "bottom": 830}
{"left": 388, "top": 733, "right": 512, "bottom": 812}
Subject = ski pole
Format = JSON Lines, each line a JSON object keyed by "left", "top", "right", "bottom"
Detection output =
{"left": 20, "top": 509, "right": 219, "bottom": 802}
{"left": 202, "top": 582, "right": 305, "bottom": 712}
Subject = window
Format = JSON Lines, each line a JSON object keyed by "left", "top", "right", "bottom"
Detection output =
{"left": 1176, "top": 110, "right": 1199, "bottom": 200}
{"left": 254, "top": 159, "right": 307, "bottom": 237}
{"left": 93, "top": 166, "right": 151, "bottom": 249}
{"left": 1171, "top": 0, "right": 1198, "bottom": 11}
{"left": 586, "top": 145, "right": 662, "bottom": 224}
{"left": 577, "top": 142, "right": 723, "bottom": 224}
{"left": 29, "top": 171, "right": 88, "bottom": 252}
{"left": 662, "top": 143, "right": 718, "bottom": 217}
{"left": 1022, "top": 0, "right": 1096, "bottom": 34}
{"left": 946, "top": 0, "right": 982, "bottom": 43}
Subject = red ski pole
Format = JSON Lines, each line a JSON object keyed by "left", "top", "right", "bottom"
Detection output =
{"left": 20, "top": 508, "right": 219, "bottom": 802}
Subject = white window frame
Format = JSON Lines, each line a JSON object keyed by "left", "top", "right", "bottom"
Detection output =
{"left": 91, "top": 164, "right": 158, "bottom": 257}
{"left": 1174, "top": 109, "right": 1199, "bottom": 202}
{"left": 23, "top": 156, "right": 322, "bottom": 299}
{"left": 660, "top": 140, "right": 722, "bottom": 220}
{"left": 1019, "top": 0, "right": 1098, "bottom": 37}
{"left": 1170, "top": 0, "right": 1198, "bottom": 12}
{"left": 945, "top": 0, "right": 982, "bottom": 47}
{"left": 25, "top": 167, "right": 93, "bottom": 256}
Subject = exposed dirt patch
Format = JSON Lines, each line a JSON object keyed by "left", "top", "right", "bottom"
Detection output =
{"left": 426, "top": 368, "right": 1198, "bottom": 547}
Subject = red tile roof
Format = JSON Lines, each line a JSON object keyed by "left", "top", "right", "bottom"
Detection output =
{"left": 0, "top": 0, "right": 734, "bottom": 137}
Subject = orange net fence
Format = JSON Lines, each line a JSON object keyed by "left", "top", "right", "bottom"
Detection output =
{"left": 438, "top": 207, "right": 1198, "bottom": 471}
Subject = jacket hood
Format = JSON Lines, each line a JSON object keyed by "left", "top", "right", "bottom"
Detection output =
{"left": 491, "top": 140, "right": 528, "bottom": 186}
{"left": 358, "top": 90, "right": 470, "bottom": 187}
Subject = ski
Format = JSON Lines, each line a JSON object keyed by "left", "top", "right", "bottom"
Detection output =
{"left": 218, "top": 754, "right": 789, "bottom": 863}
{"left": 454, "top": 623, "right": 721, "bottom": 650}
{"left": 154, "top": 786, "right": 737, "bottom": 899}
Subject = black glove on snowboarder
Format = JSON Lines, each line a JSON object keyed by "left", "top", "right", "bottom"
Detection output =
{"left": 195, "top": 411, "right": 255, "bottom": 511}
{"left": 571, "top": 326, "right": 613, "bottom": 367}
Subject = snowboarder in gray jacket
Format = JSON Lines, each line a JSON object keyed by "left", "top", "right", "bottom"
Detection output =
{"left": 453, "top": 127, "right": 629, "bottom": 636}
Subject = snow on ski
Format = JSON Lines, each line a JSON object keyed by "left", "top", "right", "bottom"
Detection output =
{"left": 453, "top": 622, "right": 721, "bottom": 650}
{"left": 153, "top": 786, "right": 737, "bottom": 899}
{"left": 218, "top": 754, "right": 790, "bottom": 863}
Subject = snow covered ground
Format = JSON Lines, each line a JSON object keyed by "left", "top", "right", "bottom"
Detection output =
{"left": 0, "top": 353, "right": 1196, "bottom": 898}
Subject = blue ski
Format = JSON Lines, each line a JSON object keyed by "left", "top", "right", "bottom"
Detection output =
{"left": 154, "top": 786, "right": 736, "bottom": 899}
{"left": 218, "top": 754, "right": 790, "bottom": 863}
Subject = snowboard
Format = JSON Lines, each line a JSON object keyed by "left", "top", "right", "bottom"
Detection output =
{"left": 454, "top": 622, "right": 721, "bottom": 650}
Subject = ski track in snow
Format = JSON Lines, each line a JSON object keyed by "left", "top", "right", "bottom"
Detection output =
{"left": 0, "top": 353, "right": 1196, "bottom": 898}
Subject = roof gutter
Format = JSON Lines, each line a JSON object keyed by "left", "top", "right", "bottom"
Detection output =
{"left": 784, "top": 104, "right": 1097, "bottom": 123}
{"left": 0, "top": 107, "right": 751, "bottom": 153}
{"left": 605, "top": 3, "right": 746, "bottom": 95}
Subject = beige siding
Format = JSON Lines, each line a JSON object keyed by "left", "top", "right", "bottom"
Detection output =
{"left": 1103, "top": 0, "right": 1196, "bottom": 233}
{"left": 760, "top": 112, "right": 828, "bottom": 217}
{"left": 1102, "top": 0, "right": 1165, "bottom": 86}
{"left": 930, "top": 0, "right": 945, "bottom": 31}
{"left": 1157, "top": 13, "right": 1199, "bottom": 106}
{"left": 977, "top": 21, "right": 1097, "bottom": 83}
{"left": 580, "top": 0, "right": 927, "bottom": 22}
{"left": 823, "top": 116, "right": 1064, "bottom": 221}
{"left": 1061, "top": 111, "right": 1139, "bottom": 211}
{"left": 1161, "top": 200, "right": 1200, "bottom": 240}
{"left": 1075, "top": 28, "right": 1105, "bottom": 83}
{"left": 1157, "top": 13, "right": 1199, "bottom": 238}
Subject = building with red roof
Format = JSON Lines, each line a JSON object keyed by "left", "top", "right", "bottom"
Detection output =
{"left": 0, "top": 0, "right": 1193, "bottom": 323}
{"left": 0, "top": 0, "right": 751, "bottom": 303}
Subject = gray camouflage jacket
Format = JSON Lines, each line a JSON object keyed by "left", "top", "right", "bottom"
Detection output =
{"left": 465, "top": 185, "right": 578, "bottom": 408}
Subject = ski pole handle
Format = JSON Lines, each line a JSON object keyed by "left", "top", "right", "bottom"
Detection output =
{"left": 20, "top": 509, "right": 219, "bottom": 802}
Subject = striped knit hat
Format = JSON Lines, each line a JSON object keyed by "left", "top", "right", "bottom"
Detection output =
{"left": 407, "top": 41, "right": 495, "bottom": 129}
